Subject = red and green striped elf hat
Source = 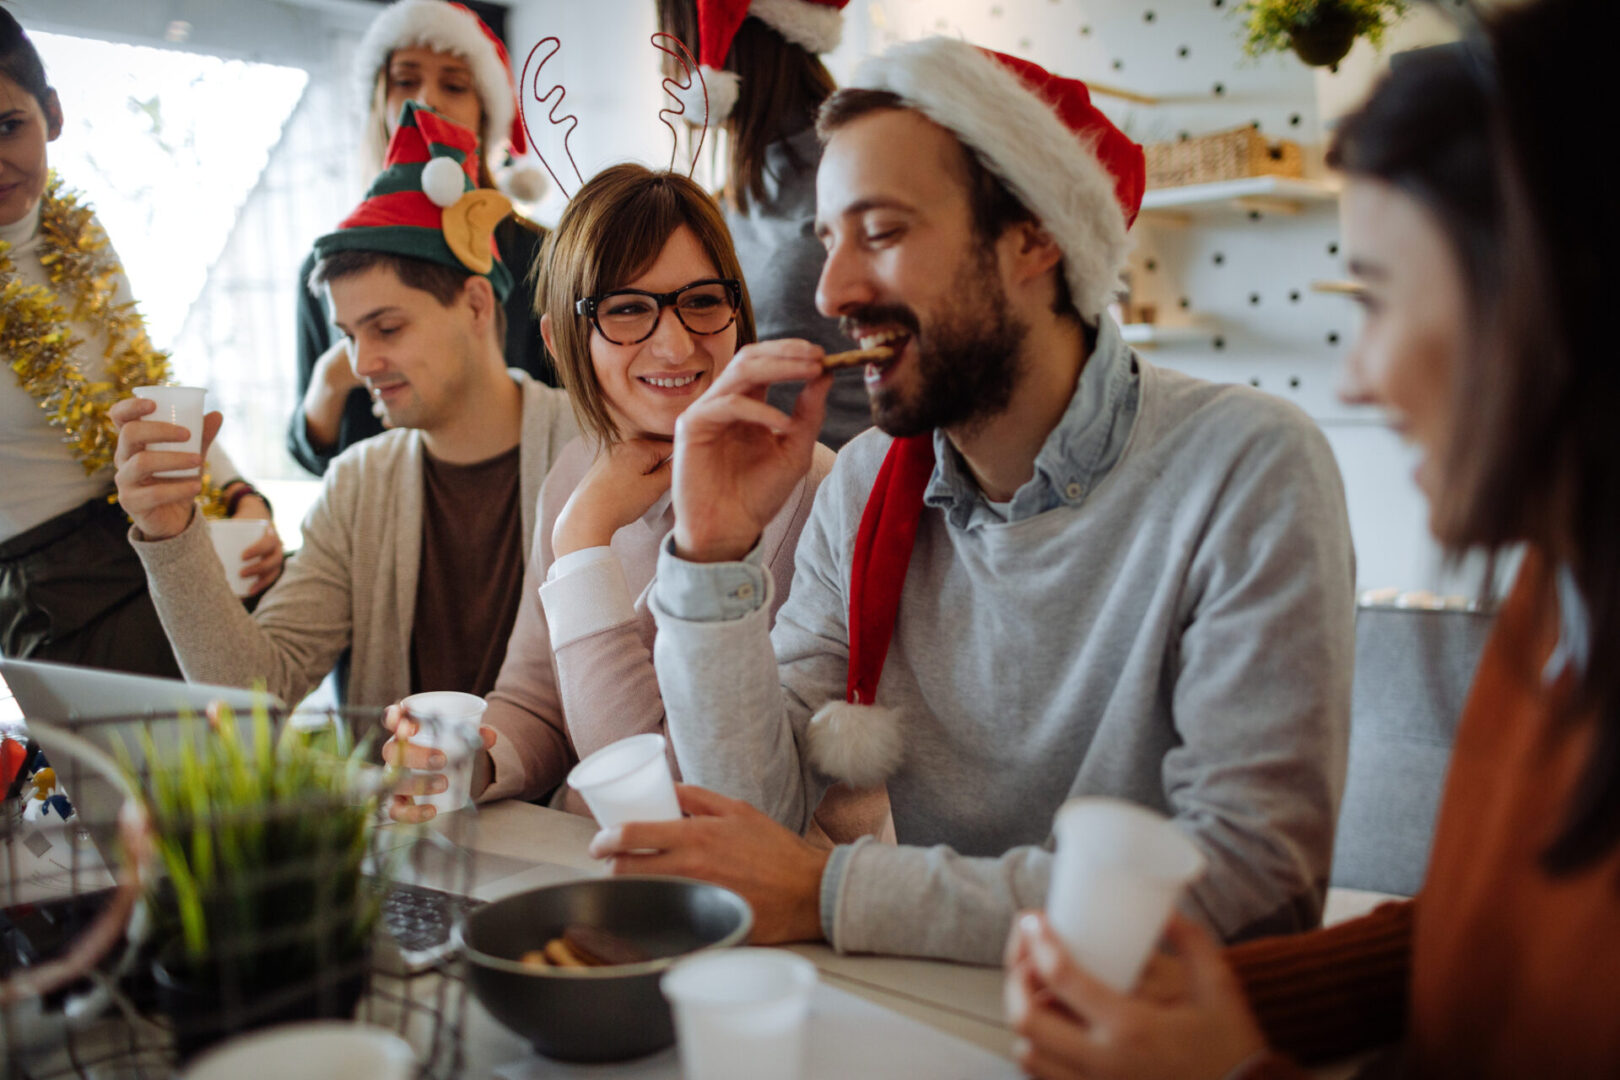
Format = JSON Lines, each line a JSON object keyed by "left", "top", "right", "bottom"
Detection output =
{"left": 314, "top": 100, "right": 514, "bottom": 300}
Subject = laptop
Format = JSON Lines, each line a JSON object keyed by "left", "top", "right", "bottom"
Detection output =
{"left": 0, "top": 657, "right": 273, "bottom": 724}
{"left": 0, "top": 658, "right": 525, "bottom": 974}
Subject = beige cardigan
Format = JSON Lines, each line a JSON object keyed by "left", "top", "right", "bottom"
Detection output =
{"left": 482, "top": 436, "right": 836, "bottom": 809}
{"left": 134, "top": 372, "right": 577, "bottom": 708}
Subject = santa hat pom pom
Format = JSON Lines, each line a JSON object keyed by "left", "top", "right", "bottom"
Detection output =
{"left": 672, "top": 65, "right": 739, "bottom": 126}
{"left": 421, "top": 156, "right": 467, "bottom": 208}
{"left": 497, "top": 160, "right": 548, "bottom": 203}
{"left": 807, "top": 700, "right": 903, "bottom": 789}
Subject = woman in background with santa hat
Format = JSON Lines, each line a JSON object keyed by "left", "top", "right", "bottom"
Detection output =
{"left": 288, "top": 0, "right": 556, "bottom": 476}
{"left": 657, "top": 0, "right": 870, "bottom": 450}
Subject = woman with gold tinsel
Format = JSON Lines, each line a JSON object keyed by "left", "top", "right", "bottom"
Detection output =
{"left": 1, "top": 11, "right": 281, "bottom": 678}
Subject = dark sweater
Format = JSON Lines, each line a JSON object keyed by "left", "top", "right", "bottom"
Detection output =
{"left": 287, "top": 214, "right": 555, "bottom": 476}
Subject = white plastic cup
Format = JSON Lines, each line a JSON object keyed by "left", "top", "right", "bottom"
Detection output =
{"left": 132, "top": 386, "right": 206, "bottom": 478}
{"left": 1044, "top": 797, "right": 1207, "bottom": 993}
{"left": 399, "top": 691, "right": 488, "bottom": 815}
{"left": 567, "top": 732, "right": 682, "bottom": 828}
{"left": 207, "top": 518, "right": 271, "bottom": 597}
{"left": 180, "top": 1020, "right": 415, "bottom": 1080}
{"left": 661, "top": 949, "right": 817, "bottom": 1080}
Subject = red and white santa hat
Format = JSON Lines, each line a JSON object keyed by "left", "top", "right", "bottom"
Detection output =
{"left": 355, "top": 0, "right": 545, "bottom": 200}
{"left": 845, "top": 37, "right": 1145, "bottom": 323}
{"left": 804, "top": 42, "right": 1145, "bottom": 793}
{"left": 676, "top": 0, "right": 850, "bottom": 121}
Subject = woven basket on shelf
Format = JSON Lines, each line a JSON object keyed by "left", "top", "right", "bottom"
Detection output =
{"left": 1144, "top": 126, "right": 1304, "bottom": 189}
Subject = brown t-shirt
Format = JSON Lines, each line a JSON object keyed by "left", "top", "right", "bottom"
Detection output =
{"left": 410, "top": 444, "right": 524, "bottom": 698}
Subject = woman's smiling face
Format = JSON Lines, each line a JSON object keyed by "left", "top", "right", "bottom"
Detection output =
{"left": 587, "top": 225, "right": 738, "bottom": 440}
{"left": 1336, "top": 177, "right": 1467, "bottom": 535}
{"left": 0, "top": 73, "right": 60, "bottom": 227}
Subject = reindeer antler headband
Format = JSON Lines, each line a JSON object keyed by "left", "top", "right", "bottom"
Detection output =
{"left": 518, "top": 32, "right": 710, "bottom": 201}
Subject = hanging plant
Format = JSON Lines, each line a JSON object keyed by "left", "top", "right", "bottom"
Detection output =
{"left": 1238, "top": 0, "right": 1411, "bottom": 69}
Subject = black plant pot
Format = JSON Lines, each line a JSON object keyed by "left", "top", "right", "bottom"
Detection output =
{"left": 152, "top": 947, "right": 369, "bottom": 1063}
{"left": 1289, "top": 3, "right": 1361, "bottom": 68}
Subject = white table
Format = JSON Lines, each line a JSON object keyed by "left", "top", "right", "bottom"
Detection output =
{"left": 428, "top": 800, "right": 1396, "bottom": 1079}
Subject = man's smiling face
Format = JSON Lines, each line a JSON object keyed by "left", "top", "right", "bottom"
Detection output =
{"left": 328, "top": 263, "right": 481, "bottom": 433}
{"left": 814, "top": 106, "right": 1028, "bottom": 439}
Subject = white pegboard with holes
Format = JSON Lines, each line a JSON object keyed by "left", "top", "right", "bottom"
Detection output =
{"left": 833, "top": 0, "right": 1475, "bottom": 593}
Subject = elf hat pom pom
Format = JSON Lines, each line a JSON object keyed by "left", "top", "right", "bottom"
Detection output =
{"left": 356, "top": 0, "right": 546, "bottom": 201}
{"left": 845, "top": 37, "right": 1146, "bottom": 324}
{"left": 672, "top": 0, "right": 850, "bottom": 122}
{"left": 314, "top": 101, "right": 515, "bottom": 301}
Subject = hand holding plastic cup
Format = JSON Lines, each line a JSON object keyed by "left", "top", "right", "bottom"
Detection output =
{"left": 131, "top": 386, "right": 207, "bottom": 478}
{"left": 207, "top": 518, "right": 271, "bottom": 597}
{"left": 398, "top": 691, "right": 488, "bottom": 815}
{"left": 567, "top": 732, "right": 681, "bottom": 828}
{"left": 1043, "top": 797, "right": 1207, "bottom": 993}
{"left": 661, "top": 949, "right": 817, "bottom": 1080}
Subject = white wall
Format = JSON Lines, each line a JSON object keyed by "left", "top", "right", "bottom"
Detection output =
{"left": 498, "top": 0, "right": 1487, "bottom": 595}
{"left": 506, "top": 0, "right": 677, "bottom": 222}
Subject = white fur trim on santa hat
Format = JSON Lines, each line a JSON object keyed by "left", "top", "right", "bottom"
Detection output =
{"left": 848, "top": 38, "right": 1129, "bottom": 321}
{"left": 807, "top": 700, "right": 903, "bottom": 789}
{"left": 672, "top": 66, "right": 740, "bottom": 126}
{"left": 355, "top": 0, "right": 515, "bottom": 166}
{"left": 749, "top": 0, "right": 845, "bottom": 55}
{"left": 497, "top": 159, "right": 548, "bottom": 204}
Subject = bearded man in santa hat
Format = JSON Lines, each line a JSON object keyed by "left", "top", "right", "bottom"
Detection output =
{"left": 590, "top": 38, "right": 1355, "bottom": 966}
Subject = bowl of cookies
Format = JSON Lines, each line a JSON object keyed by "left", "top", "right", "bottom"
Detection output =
{"left": 457, "top": 876, "right": 753, "bottom": 1062}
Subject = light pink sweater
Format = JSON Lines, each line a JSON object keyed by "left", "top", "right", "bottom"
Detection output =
{"left": 481, "top": 434, "right": 837, "bottom": 818}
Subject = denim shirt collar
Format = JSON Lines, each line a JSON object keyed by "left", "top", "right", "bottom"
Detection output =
{"left": 923, "top": 314, "right": 1141, "bottom": 530}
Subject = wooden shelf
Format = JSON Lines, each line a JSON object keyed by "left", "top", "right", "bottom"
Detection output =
{"left": 1119, "top": 323, "right": 1211, "bottom": 348}
{"left": 1139, "top": 176, "right": 1341, "bottom": 217}
{"left": 1311, "top": 279, "right": 1364, "bottom": 296}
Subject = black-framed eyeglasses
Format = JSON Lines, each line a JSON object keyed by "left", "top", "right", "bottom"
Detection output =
{"left": 575, "top": 278, "right": 742, "bottom": 346}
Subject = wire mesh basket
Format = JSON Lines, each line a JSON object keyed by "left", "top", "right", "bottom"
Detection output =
{"left": 2, "top": 705, "right": 483, "bottom": 1079}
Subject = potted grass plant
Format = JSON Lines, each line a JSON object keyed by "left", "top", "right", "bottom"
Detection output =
{"left": 116, "top": 703, "right": 390, "bottom": 1060}
{"left": 1238, "top": 0, "right": 1410, "bottom": 69}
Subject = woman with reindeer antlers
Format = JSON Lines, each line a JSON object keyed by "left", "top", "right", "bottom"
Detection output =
{"left": 657, "top": 0, "right": 873, "bottom": 451}
{"left": 288, "top": 0, "right": 557, "bottom": 477}
{"left": 429, "top": 34, "right": 889, "bottom": 842}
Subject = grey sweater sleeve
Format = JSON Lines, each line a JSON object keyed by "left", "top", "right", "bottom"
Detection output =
{"left": 651, "top": 549, "right": 831, "bottom": 832}
{"left": 134, "top": 481, "right": 357, "bottom": 707}
{"left": 655, "top": 405, "right": 1353, "bottom": 966}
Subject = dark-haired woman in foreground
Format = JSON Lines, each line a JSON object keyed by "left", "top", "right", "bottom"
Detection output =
{"left": 1004, "top": 0, "right": 1620, "bottom": 1076}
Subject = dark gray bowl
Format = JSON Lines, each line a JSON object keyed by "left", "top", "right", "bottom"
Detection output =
{"left": 457, "top": 876, "right": 753, "bottom": 1062}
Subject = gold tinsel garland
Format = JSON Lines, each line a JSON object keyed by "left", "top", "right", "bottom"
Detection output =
{"left": 1, "top": 174, "right": 225, "bottom": 516}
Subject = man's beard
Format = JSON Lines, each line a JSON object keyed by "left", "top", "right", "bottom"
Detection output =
{"left": 851, "top": 251, "right": 1028, "bottom": 440}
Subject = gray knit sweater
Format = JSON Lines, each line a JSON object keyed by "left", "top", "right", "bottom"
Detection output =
{"left": 133, "top": 372, "right": 576, "bottom": 709}
{"left": 728, "top": 127, "right": 871, "bottom": 451}
{"left": 650, "top": 320, "right": 1355, "bottom": 965}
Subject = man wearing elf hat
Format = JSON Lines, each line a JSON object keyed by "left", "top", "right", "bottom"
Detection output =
{"left": 592, "top": 39, "right": 1355, "bottom": 965}
{"left": 289, "top": 0, "right": 554, "bottom": 479}
{"left": 113, "top": 103, "right": 575, "bottom": 713}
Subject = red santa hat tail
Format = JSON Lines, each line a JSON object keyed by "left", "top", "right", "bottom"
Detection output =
{"left": 807, "top": 434, "right": 934, "bottom": 788}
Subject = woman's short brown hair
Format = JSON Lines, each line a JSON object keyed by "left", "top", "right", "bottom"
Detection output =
{"left": 535, "top": 164, "right": 755, "bottom": 444}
